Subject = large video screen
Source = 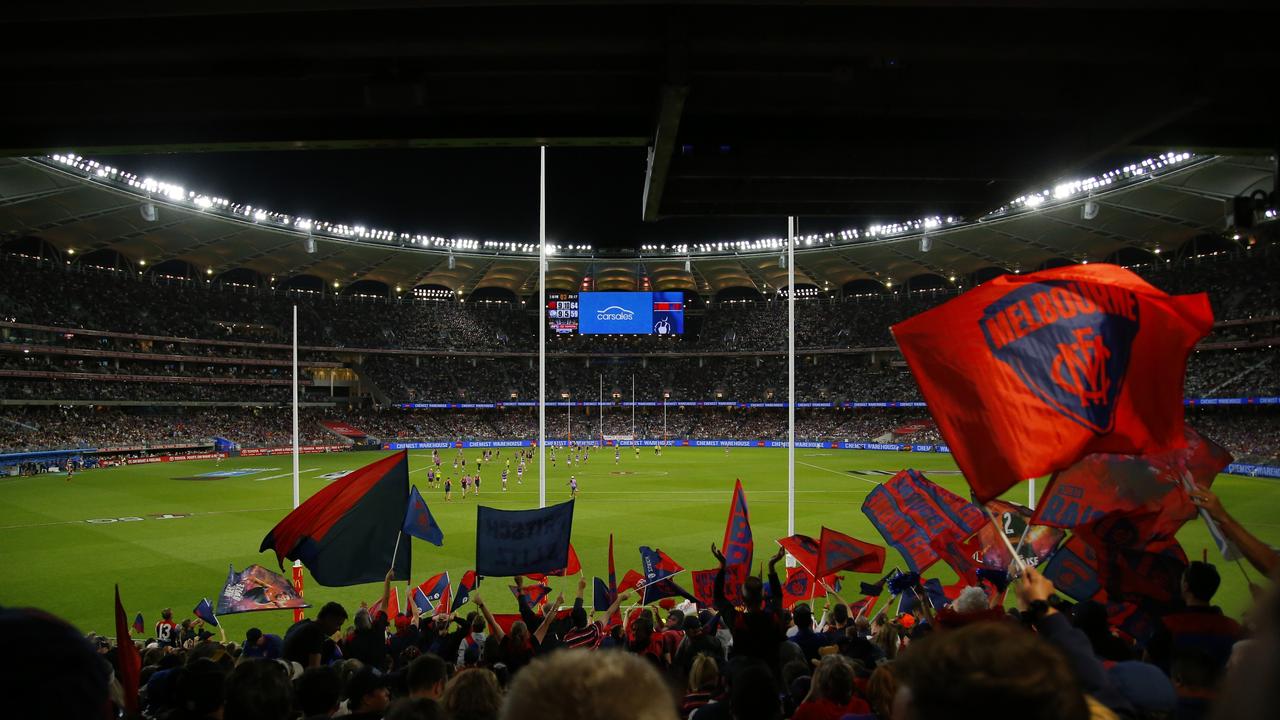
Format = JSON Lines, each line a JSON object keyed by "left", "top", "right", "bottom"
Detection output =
{"left": 578, "top": 291, "right": 684, "bottom": 335}
{"left": 546, "top": 292, "right": 578, "bottom": 334}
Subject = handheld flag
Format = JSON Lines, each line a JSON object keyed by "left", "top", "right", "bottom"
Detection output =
{"left": 475, "top": 500, "right": 574, "bottom": 577}
{"left": 641, "top": 575, "right": 698, "bottom": 605}
{"left": 607, "top": 533, "right": 617, "bottom": 598}
{"left": 618, "top": 569, "right": 645, "bottom": 593}
{"left": 114, "top": 586, "right": 141, "bottom": 715}
{"left": 452, "top": 570, "right": 480, "bottom": 612}
{"left": 371, "top": 586, "right": 401, "bottom": 618}
{"left": 131, "top": 612, "right": 144, "bottom": 635}
{"left": 193, "top": 598, "right": 219, "bottom": 627}
{"left": 640, "top": 546, "right": 683, "bottom": 583}
{"left": 780, "top": 566, "right": 827, "bottom": 609}
{"left": 777, "top": 534, "right": 820, "bottom": 573}
{"left": 260, "top": 451, "right": 412, "bottom": 586}
{"left": 593, "top": 577, "right": 614, "bottom": 612}
{"left": 892, "top": 264, "right": 1213, "bottom": 502}
{"left": 217, "top": 564, "right": 310, "bottom": 615}
{"left": 861, "top": 469, "right": 985, "bottom": 573}
{"left": 928, "top": 531, "right": 983, "bottom": 586}
{"left": 411, "top": 573, "right": 450, "bottom": 615}
{"left": 721, "top": 479, "right": 753, "bottom": 604}
{"left": 510, "top": 582, "right": 552, "bottom": 608}
{"left": 403, "top": 485, "right": 444, "bottom": 546}
{"left": 816, "top": 527, "right": 886, "bottom": 577}
{"left": 897, "top": 578, "right": 948, "bottom": 615}
{"left": 976, "top": 499, "right": 1065, "bottom": 569}
{"left": 525, "top": 543, "right": 582, "bottom": 582}
{"left": 1033, "top": 427, "right": 1232, "bottom": 553}
{"left": 690, "top": 569, "right": 718, "bottom": 607}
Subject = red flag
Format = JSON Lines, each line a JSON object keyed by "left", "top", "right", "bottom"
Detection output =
{"left": 721, "top": 478, "right": 754, "bottom": 582}
{"left": 781, "top": 567, "right": 826, "bottom": 609}
{"left": 848, "top": 593, "right": 880, "bottom": 620}
{"left": 816, "top": 527, "right": 886, "bottom": 577}
{"left": 861, "top": 469, "right": 986, "bottom": 574}
{"left": 778, "top": 534, "right": 820, "bottom": 574}
{"left": 525, "top": 543, "right": 582, "bottom": 582}
{"left": 928, "top": 531, "right": 983, "bottom": 586}
{"left": 892, "top": 264, "right": 1213, "bottom": 501}
{"left": 371, "top": 586, "right": 401, "bottom": 618}
{"left": 607, "top": 534, "right": 617, "bottom": 597}
{"left": 1032, "top": 426, "right": 1232, "bottom": 534}
{"left": 114, "top": 585, "right": 141, "bottom": 715}
{"left": 510, "top": 582, "right": 552, "bottom": 608}
{"left": 618, "top": 569, "right": 645, "bottom": 594}
{"left": 691, "top": 569, "right": 718, "bottom": 607}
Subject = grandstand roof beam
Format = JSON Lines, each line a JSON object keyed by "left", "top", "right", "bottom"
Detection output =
{"left": 641, "top": 84, "right": 690, "bottom": 222}
{"left": 0, "top": 184, "right": 77, "bottom": 208}
{"left": 1095, "top": 200, "right": 1216, "bottom": 232}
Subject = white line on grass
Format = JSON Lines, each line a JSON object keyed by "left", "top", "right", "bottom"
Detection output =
{"left": 253, "top": 469, "right": 320, "bottom": 482}
{"left": 796, "top": 460, "right": 883, "bottom": 486}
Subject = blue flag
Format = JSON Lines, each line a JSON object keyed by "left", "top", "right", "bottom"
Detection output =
{"left": 193, "top": 598, "right": 219, "bottom": 627}
{"left": 403, "top": 485, "right": 444, "bottom": 546}
{"left": 452, "top": 570, "right": 480, "bottom": 613}
{"left": 642, "top": 575, "right": 698, "bottom": 606}
{"left": 475, "top": 500, "right": 575, "bottom": 577}
{"left": 593, "top": 577, "right": 615, "bottom": 613}
{"left": 897, "top": 578, "right": 948, "bottom": 615}
{"left": 640, "top": 546, "right": 682, "bottom": 584}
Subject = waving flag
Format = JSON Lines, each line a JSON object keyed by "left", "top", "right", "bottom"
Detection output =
{"left": 403, "top": 485, "right": 444, "bottom": 546}
{"left": 780, "top": 566, "right": 827, "bottom": 608}
{"left": 929, "top": 531, "right": 983, "bottom": 586}
{"left": 641, "top": 575, "right": 698, "bottom": 605}
{"left": 372, "top": 586, "right": 402, "bottom": 618}
{"left": 897, "top": 578, "right": 948, "bottom": 615}
{"left": 816, "top": 527, "right": 886, "bottom": 577}
{"left": 618, "top": 568, "right": 645, "bottom": 594}
{"left": 411, "top": 573, "right": 450, "bottom": 615}
{"left": 260, "top": 451, "right": 412, "bottom": 586}
{"left": 721, "top": 479, "right": 753, "bottom": 582}
{"left": 892, "top": 264, "right": 1213, "bottom": 501}
{"left": 510, "top": 582, "right": 552, "bottom": 608}
{"left": 848, "top": 592, "right": 880, "bottom": 620}
{"left": 525, "top": 543, "right": 582, "bottom": 582}
{"left": 690, "top": 569, "right": 718, "bottom": 607}
{"left": 132, "top": 612, "right": 144, "bottom": 635}
{"left": 216, "top": 564, "right": 310, "bottom": 615}
{"left": 778, "top": 534, "right": 820, "bottom": 573}
{"left": 452, "top": 570, "right": 480, "bottom": 612}
{"left": 976, "top": 499, "right": 1065, "bottom": 569}
{"left": 607, "top": 534, "right": 617, "bottom": 596}
{"left": 193, "top": 598, "right": 219, "bottom": 627}
{"left": 1033, "top": 427, "right": 1232, "bottom": 538}
{"left": 861, "top": 470, "right": 985, "bottom": 573}
{"left": 640, "top": 546, "right": 683, "bottom": 583}
{"left": 114, "top": 586, "right": 141, "bottom": 714}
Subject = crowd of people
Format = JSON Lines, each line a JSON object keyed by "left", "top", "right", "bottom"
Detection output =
{"left": 15, "top": 491, "right": 1280, "bottom": 720}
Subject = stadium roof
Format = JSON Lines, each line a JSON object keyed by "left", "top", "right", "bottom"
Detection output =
{"left": 0, "top": 152, "right": 1272, "bottom": 296}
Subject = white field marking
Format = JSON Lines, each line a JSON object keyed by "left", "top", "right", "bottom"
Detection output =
{"left": 253, "top": 468, "right": 320, "bottom": 482}
{"left": 0, "top": 505, "right": 295, "bottom": 531}
{"left": 796, "top": 460, "right": 883, "bottom": 486}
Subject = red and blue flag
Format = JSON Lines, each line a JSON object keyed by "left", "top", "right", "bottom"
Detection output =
{"left": 193, "top": 598, "right": 218, "bottom": 627}
{"left": 510, "top": 581, "right": 551, "bottom": 608}
{"left": 640, "top": 546, "right": 683, "bottom": 583}
{"left": 114, "top": 586, "right": 141, "bottom": 715}
{"left": 412, "top": 573, "right": 450, "bottom": 615}
{"left": 861, "top": 469, "right": 985, "bottom": 574}
{"left": 778, "top": 534, "right": 820, "bottom": 574}
{"left": 260, "top": 451, "right": 412, "bottom": 586}
{"left": 816, "top": 527, "right": 886, "bottom": 577}
{"left": 131, "top": 612, "right": 144, "bottom": 635}
{"left": 403, "top": 485, "right": 444, "bottom": 546}
{"left": 721, "top": 479, "right": 753, "bottom": 604}
{"left": 451, "top": 570, "right": 480, "bottom": 612}
{"left": 892, "top": 264, "right": 1213, "bottom": 502}
{"left": 372, "top": 586, "right": 402, "bottom": 618}
{"left": 524, "top": 543, "right": 582, "bottom": 582}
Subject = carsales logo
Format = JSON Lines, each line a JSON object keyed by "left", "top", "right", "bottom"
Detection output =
{"left": 595, "top": 305, "right": 634, "bottom": 321}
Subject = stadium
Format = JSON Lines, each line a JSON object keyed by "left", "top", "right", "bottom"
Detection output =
{"left": 1, "top": 4, "right": 1279, "bottom": 720}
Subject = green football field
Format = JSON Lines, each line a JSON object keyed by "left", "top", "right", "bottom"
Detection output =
{"left": 1, "top": 447, "right": 1275, "bottom": 641}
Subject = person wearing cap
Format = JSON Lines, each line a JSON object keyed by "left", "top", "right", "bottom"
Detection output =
{"left": 345, "top": 667, "right": 392, "bottom": 720}
{"left": 242, "top": 628, "right": 283, "bottom": 660}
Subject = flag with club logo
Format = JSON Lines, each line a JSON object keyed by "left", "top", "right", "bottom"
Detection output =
{"left": 640, "top": 546, "right": 683, "bottom": 583}
{"left": 780, "top": 566, "right": 829, "bottom": 609}
{"left": 816, "top": 527, "right": 886, "bottom": 577}
{"left": 402, "top": 485, "right": 444, "bottom": 546}
{"left": 193, "top": 598, "right": 219, "bottom": 627}
{"left": 778, "top": 534, "right": 820, "bottom": 573}
{"left": 411, "top": 573, "right": 450, "bottom": 615}
{"left": 892, "top": 264, "right": 1213, "bottom": 501}
{"left": 260, "top": 451, "right": 412, "bottom": 586}
{"left": 690, "top": 569, "right": 719, "bottom": 607}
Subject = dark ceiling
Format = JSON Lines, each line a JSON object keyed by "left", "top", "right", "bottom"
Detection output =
{"left": 1, "top": 1, "right": 1277, "bottom": 234}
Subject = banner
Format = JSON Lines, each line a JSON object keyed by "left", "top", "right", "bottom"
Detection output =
{"left": 892, "top": 263, "right": 1213, "bottom": 502}
{"left": 976, "top": 499, "right": 1064, "bottom": 569}
{"left": 475, "top": 500, "right": 575, "bottom": 577}
{"left": 216, "top": 564, "right": 310, "bottom": 615}
{"left": 721, "top": 479, "right": 753, "bottom": 604}
{"left": 861, "top": 469, "right": 986, "bottom": 574}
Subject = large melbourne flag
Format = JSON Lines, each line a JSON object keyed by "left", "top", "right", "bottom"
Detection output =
{"left": 892, "top": 264, "right": 1213, "bottom": 501}
{"left": 475, "top": 499, "right": 574, "bottom": 577}
{"left": 260, "top": 451, "right": 412, "bottom": 586}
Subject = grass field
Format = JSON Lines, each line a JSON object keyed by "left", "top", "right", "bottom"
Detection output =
{"left": 2, "top": 447, "right": 1276, "bottom": 641}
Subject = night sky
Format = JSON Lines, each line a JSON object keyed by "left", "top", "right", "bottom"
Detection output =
{"left": 99, "top": 148, "right": 817, "bottom": 250}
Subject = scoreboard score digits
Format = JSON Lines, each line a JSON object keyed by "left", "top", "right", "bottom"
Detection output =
{"left": 546, "top": 292, "right": 579, "bottom": 334}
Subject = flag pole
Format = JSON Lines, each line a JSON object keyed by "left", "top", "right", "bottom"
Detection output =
{"left": 983, "top": 506, "right": 1028, "bottom": 576}
{"left": 291, "top": 305, "right": 304, "bottom": 622}
{"left": 389, "top": 531, "right": 404, "bottom": 571}
{"left": 599, "top": 373, "right": 603, "bottom": 445}
{"left": 631, "top": 374, "right": 635, "bottom": 440}
{"left": 786, "top": 216, "right": 796, "bottom": 566}
{"left": 538, "top": 145, "right": 547, "bottom": 509}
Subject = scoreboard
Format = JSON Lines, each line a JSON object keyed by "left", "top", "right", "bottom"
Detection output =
{"left": 546, "top": 292, "right": 579, "bottom": 334}
{"left": 555, "top": 291, "right": 684, "bottom": 335}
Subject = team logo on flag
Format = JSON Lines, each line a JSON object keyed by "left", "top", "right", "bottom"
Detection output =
{"left": 981, "top": 281, "right": 1139, "bottom": 434}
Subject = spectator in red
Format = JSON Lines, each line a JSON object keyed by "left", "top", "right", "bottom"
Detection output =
{"left": 791, "top": 655, "right": 869, "bottom": 720}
